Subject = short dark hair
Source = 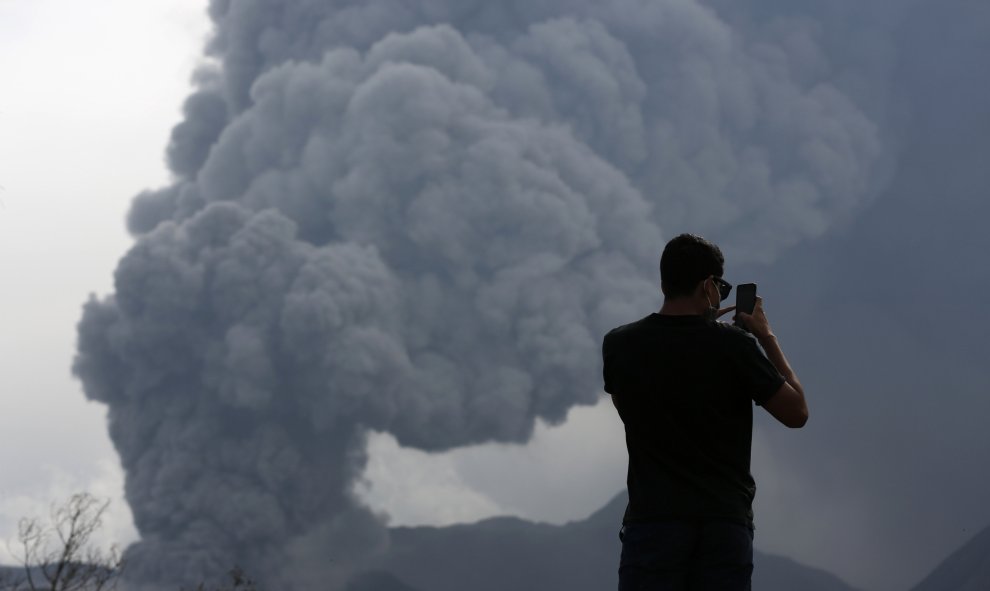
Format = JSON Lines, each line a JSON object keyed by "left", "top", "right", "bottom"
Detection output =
{"left": 660, "top": 234, "right": 725, "bottom": 299}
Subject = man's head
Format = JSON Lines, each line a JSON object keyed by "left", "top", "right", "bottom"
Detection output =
{"left": 660, "top": 234, "right": 726, "bottom": 301}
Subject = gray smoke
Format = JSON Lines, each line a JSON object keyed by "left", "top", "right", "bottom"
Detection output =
{"left": 75, "top": 0, "right": 889, "bottom": 588}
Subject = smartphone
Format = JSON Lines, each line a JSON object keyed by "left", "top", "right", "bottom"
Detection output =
{"left": 735, "top": 282, "right": 757, "bottom": 316}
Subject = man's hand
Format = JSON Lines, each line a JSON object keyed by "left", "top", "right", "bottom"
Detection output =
{"left": 734, "top": 296, "right": 773, "bottom": 338}
{"left": 716, "top": 304, "right": 736, "bottom": 319}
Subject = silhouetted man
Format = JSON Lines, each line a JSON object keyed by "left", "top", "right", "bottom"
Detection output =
{"left": 603, "top": 233, "right": 808, "bottom": 591}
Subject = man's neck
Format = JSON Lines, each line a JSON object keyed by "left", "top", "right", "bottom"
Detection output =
{"left": 659, "top": 298, "right": 704, "bottom": 316}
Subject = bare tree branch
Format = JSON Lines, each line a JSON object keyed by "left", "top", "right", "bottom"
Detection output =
{"left": 2, "top": 494, "right": 259, "bottom": 591}
{"left": 2, "top": 494, "right": 123, "bottom": 591}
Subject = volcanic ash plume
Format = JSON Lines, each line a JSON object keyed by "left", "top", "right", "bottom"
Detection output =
{"left": 75, "top": 0, "right": 887, "bottom": 588}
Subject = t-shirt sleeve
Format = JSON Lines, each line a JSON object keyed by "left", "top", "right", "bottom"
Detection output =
{"left": 602, "top": 331, "right": 616, "bottom": 395}
{"left": 730, "top": 333, "right": 786, "bottom": 406}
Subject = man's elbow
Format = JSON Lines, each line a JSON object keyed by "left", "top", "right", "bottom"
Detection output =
{"left": 765, "top": 383, "right": 808, "bottom": 428}
{"left": 786, "top": 407, "right": 809, "bottom": 429}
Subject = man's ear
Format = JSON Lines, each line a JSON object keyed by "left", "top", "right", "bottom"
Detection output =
{"left": 695, "top": 276, "right": 710, "bottom": 297}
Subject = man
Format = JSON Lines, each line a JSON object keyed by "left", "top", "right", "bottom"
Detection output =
{"left": 602, "top": 233, "right": 808, "bottom": 591}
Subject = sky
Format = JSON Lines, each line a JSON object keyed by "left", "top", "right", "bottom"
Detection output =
{"left": 2, "top": 2, "right": 989, "bottom": 591}
{"left": 0, "top": 0, "right": 627, "bottom": 561}
{"left": 0, "top": 0, "right": 209, "bottom": 562}
{"left": 0, "top": 0, "right": 631, "bottom": 574}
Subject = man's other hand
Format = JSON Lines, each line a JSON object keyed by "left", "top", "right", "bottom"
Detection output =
{"left": 734, "top": 297, "right": 772, "bottom": 338}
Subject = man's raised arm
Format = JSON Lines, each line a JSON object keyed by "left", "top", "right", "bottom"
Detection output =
{"left": 737, "top": 297, "right": 808, "bottom": 428}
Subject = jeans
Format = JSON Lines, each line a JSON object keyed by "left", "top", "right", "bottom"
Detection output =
{"left": 618, "top": 521, "right": 754, "bottom": 591}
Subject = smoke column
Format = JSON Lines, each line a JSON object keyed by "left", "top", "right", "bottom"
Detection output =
{"left": 74, "top": 0, "right": 888, "bottom": 588}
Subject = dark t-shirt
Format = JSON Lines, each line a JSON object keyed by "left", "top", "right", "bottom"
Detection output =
{"left": 602, "top": 313, "right": 785, "bottom": 527}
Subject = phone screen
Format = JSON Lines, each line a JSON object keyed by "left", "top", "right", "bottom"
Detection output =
{"left": 736, "top": 283, "right": 757, "bottom": 315}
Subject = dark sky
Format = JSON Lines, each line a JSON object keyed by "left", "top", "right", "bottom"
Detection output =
{"left": 742, "top": 2, "right": 990, "bottom": 587}
{"left": 72, "top": 1, "right": 990, "bottom": 589}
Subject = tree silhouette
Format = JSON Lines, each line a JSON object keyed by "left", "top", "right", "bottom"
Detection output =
{"left": 1, "top": 493, "right": 122, "bottom": 591}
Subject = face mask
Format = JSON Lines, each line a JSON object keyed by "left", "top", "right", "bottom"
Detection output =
{"left": 703, "top": 279, "right": 719, "bottom": 321}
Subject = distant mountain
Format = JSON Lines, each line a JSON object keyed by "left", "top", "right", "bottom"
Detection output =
{"left": 347, "top": 571, "right": 426, "bottom": 591}
{"left": 0, "top": 565, "right": 54, "bottom": 590}
{"left": 5, "top": 512, "right": 988, "bottom": 590}
{"left": 350, "top": 493, "right": 862, "bottom": 591}
{"left": 910, "top": 525, "right": 990, "bottom": 591}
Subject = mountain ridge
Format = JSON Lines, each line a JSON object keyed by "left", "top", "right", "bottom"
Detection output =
{"left": 910, "top": 524, "right": 990, "bottom": 591}
{"left": 355, "top": 492, "right": 865, "bottom": 591}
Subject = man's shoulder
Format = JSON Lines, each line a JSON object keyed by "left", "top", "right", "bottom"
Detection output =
{"left": 705, "top": 320, "right": 759, "bottom": 349}
{"left": 711, "top": 320, "right": 754, "bottom": 340}
{"left": 705, "top": 323, "right": 771, "bottom": 369}
{"left": 604, "top": 316, "right": 756, "bottom": 350}
{"left": 604, "top": 315, "right": 654, "bottom": 341}
{"left": 602, "top": 316, "right": 656, "bottom": 357}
